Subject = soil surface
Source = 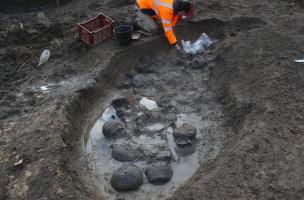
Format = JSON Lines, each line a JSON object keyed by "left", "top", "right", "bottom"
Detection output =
{"left": 1, "top": 0, "right": 304, "bottom": 200}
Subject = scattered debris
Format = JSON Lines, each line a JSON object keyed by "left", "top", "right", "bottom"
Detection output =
{"left": 14, "top": 159, "right": 24, "bottom": 166}
{"left": 38, "top": 50, "right": 50, "bottom": 66}
{"left": 132, "top": 32, "right": 142, "bottom": 40}
{"left": 295, "top": 59, "right": 304, "bottom": 63}
{"left": 20, "top": 22, "right": 24, "bottom": 30}
{"left": 40, "top": 86, "right": 48, "bottom": 91}
{"left": 140, "top": 97, "right": 158, "bottom": 110}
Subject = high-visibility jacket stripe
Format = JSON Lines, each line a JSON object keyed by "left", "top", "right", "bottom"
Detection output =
{"left": 164, "top": 26, "right": 173, "bottom": 31}
{"left": 157, "top": 1, "right": 172, "bottom": 9}
{"left": 154, "top": 0, "right": 172, "bottom": 14}
{"left": 161, "top": 18, "right": 171, "bottom": 24}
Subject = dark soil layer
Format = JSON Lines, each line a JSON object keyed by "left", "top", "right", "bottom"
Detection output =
{"left": 0, "top": 0, "right": 304, "bottom": 199}
{"left": 0, "top": 0, "right": 72, "bottom": 13}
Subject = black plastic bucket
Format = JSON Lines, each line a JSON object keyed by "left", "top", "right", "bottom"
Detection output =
{"left": 113, "top": 25, "right": 133, "bottom": 46}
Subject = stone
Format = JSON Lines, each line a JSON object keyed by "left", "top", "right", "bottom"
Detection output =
{"left": 205, "top": 53, "right": 218, "bottom": 62}
{"left": 173, "top": 123, "right": 197, "bottom": 140}
{"left": 102, "top": 120, "right": 126, "bottom": 138}
{"left": 111, "top": 98, "right": 129, "bottom": 108}
{"left": 110, "top": 165, "right": 143, "bottom": 191}
{"left": 188, "top": 57, "right": 207, "bottom": 69}
{"left": 145, "top": 163, "right": 173, "bottom": 184}
{"left": 115, "top": 74, "right": 133, "bottom": 89}
{"left": 135, "top": 64, "right": 154, "bottom": 74}
{"left": 0, "top": 48, "right": 8, "bottom": 61}
{"left": 111, "top": 144, "right": 144, "bottom": 162}
{"left": 132, "top": 74, "right": 146, "bottom": 88}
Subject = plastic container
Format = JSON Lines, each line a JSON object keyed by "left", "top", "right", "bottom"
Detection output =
{"left": 77, "top": 13, "right": 114, "bottom": 46}
{"left": 113, "top": 25, "right": 133, "bottom": 46}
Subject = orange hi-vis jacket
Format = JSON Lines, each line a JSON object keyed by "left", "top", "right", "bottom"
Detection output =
{"left": 137, "top": 0, "right": 180, "bottom": 45}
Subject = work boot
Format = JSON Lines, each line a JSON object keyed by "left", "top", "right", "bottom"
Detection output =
{"left": 133, "top": 5, "right": 158, "bottom": 34}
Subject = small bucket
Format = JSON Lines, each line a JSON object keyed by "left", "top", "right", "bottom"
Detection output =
{"left": 113, "top": 25, "right": 133, "bottom": 46}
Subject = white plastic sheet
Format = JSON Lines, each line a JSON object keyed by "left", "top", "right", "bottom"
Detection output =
{"left": 182, "top": 33, "right": 213, "bottom": 55}
{"left": 140, "top": 97, "right": 158, "bottom": 110}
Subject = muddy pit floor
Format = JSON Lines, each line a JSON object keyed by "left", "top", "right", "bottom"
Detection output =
{"left": 1, "top": 0, "right": 304, "bottom": 200}
{"left": 82, "top": 33, "right": 224, "bottom": 199}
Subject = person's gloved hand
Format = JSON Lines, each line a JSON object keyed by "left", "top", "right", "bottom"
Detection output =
{"left": 175, "top": 43, "right": 183, "bottom": 52}
{"left": 174, "top": 43, "right": 185, "bottom": 56}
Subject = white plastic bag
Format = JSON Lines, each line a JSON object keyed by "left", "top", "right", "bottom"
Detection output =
{"left": 38, "top": 50, "right": 50, "bottom": 66}
{"left": 182, "top": 33, "right": 213, "bottom": 54}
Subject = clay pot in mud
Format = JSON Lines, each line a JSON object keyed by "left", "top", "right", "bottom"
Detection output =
{"left": 102, "top": 120, "right": 126, "bottom": 138}
{"left": 111, "top": 164, "right": 143, "bottom": 191}
{"left": 111, "top": 144, "right": 144, "bottom": 162}
{"left": 145, "top": 163, "right": 173, "bottom": 185}
{"left": 154, "top": 150, "right": 172, "bottom": 161}
{"left": 174, "top": 138, "right": 195, "bottom": 156}
{"left": 173, "top": 124, "right": 197, "bottom": 140}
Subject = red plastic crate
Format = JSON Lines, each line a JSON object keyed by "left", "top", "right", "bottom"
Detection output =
{"left": 77, "top": 13, "right": 114, "bottom": 46}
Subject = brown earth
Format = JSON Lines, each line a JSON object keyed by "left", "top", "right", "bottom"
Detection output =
{"left": 0, "top": 0, "right": 304, "bottom": 200}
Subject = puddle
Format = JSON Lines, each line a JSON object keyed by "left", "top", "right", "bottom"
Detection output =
{"left": 86, "top": 105, "right": 119, "bottom": 153}
{"left": 171, "top": 151, "right": 200, "bottom": 183}
{"left": 167, "top": 131, "right": 199, "bottom": 183}
{"left": 84, "top": 106, "right": 202, "bottom": 200}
